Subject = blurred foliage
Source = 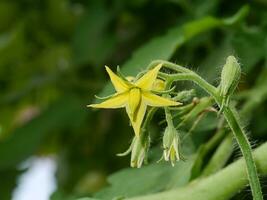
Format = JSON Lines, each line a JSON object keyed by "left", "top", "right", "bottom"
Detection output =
{"left": 0, "top": 0, "right": 267, "bottom": 200}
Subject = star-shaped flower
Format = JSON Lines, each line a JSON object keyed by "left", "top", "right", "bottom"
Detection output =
{"left": 88, "top": 64, "right": 182, "bottom": 136}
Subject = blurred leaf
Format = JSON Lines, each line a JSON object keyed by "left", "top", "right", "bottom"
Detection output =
{"left": 231, "top": 28, "right": 266, "bottom": 72}
{"left": 76, "top": 198, "right": 100, "bottom": 200}
{"left": 0, "top": 1, "right": 18, "bottom": 31}
{"left": 0, "top": 96, "right": 87, "bottom": 170}
{"left": 193, "top": 0, "right": 221, "bottom": 17}
{"left": 0, "top": 23, "right": 28, "bottom": 71}
{"left": 0, "top": 168, "right": 22, "bottom": 200}
{"left": 97, "top": 6, "right": 249, "bottom": 100}
{"left": 45, "top": 0, "right": 80, "bottom": 36}
{"left": 199, "top": 35, "right": 233, "bottom": 82}
{"left": 73, "top": 3, "right": 116, "bottom": 66}
{"left": 190, "top": 129, "right": 226, "bottom": 179}
{"left": 202, "top": 134, "right": 233, "bottom": 176}
{"left": 94, "top": 159, "right": 195, "bottom": 200}
{"left": 35, "top": 44, "right": 72, "bottom": 72}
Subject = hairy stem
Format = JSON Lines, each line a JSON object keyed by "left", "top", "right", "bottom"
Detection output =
{"left": 151, "top": 60, "right": 263, "bottom": 200}
{"left": 223, "top": 107, "right": 263, "bottom": 200}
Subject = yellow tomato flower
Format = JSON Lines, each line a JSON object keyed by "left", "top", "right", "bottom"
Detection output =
{"left": 88, "top": 64, "right": 182, "bottom": 136}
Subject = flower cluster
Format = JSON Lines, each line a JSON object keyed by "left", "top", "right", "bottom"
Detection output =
{"left": 88, "top": 56, "right": 244, "bottom": 168}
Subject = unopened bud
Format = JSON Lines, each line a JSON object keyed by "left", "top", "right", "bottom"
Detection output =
{"left": 117, "top": 135, "right": 150, "bottom": 168}
{"left": 130, "top": 135, "right": 150, "bottom": 168}
{"left": 163, "top": 126, "right": 181, "bottom": 166}
{"left": 172, "top": 89, "right": 196, "bottom": 102}
{"left": 220, "top": 56, "right": 241, "bottom": 104}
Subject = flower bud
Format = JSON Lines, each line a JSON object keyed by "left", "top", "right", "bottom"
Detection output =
{"left": 172, "top": 89, "right": 196, "bottom": 102}
{"left": 117, "top": 135, "right": 149, "bottom": 168}
{"left": 130, "top": 135, "right": 150, "bottom": 168}
{"left": 220, "top": 56, "right": 241, "bottom": 103}
{"left": 163, "top": 126, "right": 181, "bottom": 166}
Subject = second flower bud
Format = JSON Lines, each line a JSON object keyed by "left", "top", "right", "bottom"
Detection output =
{"left": 163, "top": 126, "right": 182, "bottom": 166}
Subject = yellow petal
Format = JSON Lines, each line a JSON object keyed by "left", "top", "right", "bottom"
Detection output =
{"left": 105, "top": 66, "right": 130, "bottom": 93}
{"left": 88, "top": 92, "right": 128, "bottom": 109}
{"left": 128, "top": 88, "right": 141, "bottom": 121}
{"left": 142, "top": 92, "right": 182, "bottom": 107}
{"left": 126, "top": 100, "right": 147, "bottom": 137}
{"left": 135, "top": 64, "right": 162, "bottom": 90}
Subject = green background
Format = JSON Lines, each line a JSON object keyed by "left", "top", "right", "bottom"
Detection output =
{"left": 0, "top": 0, "right": 267, "bottom": 199}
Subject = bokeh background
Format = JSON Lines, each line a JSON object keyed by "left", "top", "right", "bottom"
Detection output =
{"left": 0, "top": 0, "right": 267, "bottom": 200}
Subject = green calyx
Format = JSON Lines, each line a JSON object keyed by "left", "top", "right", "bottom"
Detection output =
{"left": 219, "top": 56, "right": 241, "bottom": 108}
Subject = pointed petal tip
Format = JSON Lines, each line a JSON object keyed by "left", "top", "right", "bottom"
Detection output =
{"left": 151, "top": 63, "right": 163, "bottom": 73}
{"left": 168, "top": 102, "right": 182, "bottom": 107}
{"left": 174, "top": 101, "right": 183, "bottom": 106}
{"left": 143, "top": 92, "right": 183, "bottom": 107}
{"left": 104, "top": 65, "right": 111, "bottom": 71}
{"left": 155, "top": 63, "right": 163, "bottom": 69}
{"left": 87, "top": 103, "right": 103, "bottom": 108}
{"left": 105, "top": 65, "right": 116, "bottom": 75}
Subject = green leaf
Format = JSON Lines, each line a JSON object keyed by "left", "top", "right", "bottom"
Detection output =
{"left": 0, "top": 96, "right": 88, "bottom": 170}
{"left": 72, "top": 3, "right": 116, "bottom": 66}
{"left": 0, "top": 168, "right": 22, "bottom": 200}
{"left": 97, "top": 6, "right": 249, "bottom": 101}
{"left": 94, "top": 159, "right": 195, "bottom": 200}
{"left": 231, "top": 28, "right": 266, "bottom": 72}
{"left": 0, "top": 23, "right": 28, "bottom": 70}
{"left": 190, "top": 128, "right": 225, "bottom": 179}
{"left": 201, "top": 134, "right": 233, "bottom": 176}
{"left": 0, "top": 2, "right": 18, "bottom": 31}
{"left": 77, "top": 198, "right": 100, "bottom": 200}
{"left": 45, "top": 0, "right": 79, "bottom": 36}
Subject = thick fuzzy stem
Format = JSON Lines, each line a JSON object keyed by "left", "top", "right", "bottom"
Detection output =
{"left": 223, "top": 107, "right": 263, "bottom": 200}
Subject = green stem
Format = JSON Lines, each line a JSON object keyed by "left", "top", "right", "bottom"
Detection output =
{"left": 163, "top": 79, "right": 175, "bottom": 128}
{"left": 169, "top": 73, "right": 219, "bottom": 99}
{"left": 223, "top": 107, "right": 263, "bottom": 200}
{"left": 151, "top": 61, "right": 263, "bottom": 200}
{"left": 165, "top": 107, "right": 174, "bottom": 127}
{"left": 149, "top": 60, "right": 191, "bottom": 73}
